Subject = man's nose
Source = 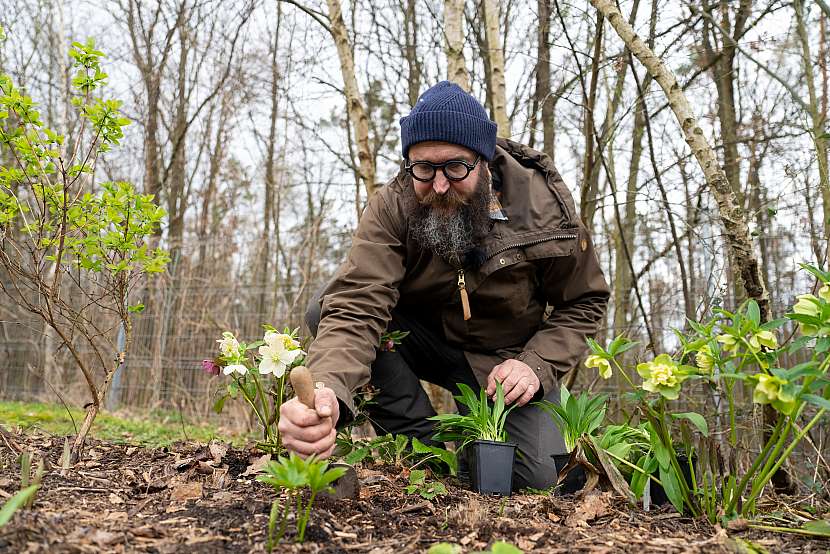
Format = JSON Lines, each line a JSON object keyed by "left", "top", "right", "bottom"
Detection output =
{"left": 432, "top": 173, "right": 450, "bottom": 195}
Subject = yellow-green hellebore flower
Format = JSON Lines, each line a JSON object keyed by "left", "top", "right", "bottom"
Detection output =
{"left": 793, "top": 294, "right": 820, "bottom": 317}
{"left": 819, "top": 284, "right": 830, "bottom": 303}
{"left": 793, "top": 294, "right": 821, "bottom": 336}
{"left": 748, "top": 329, "right": 777, "bottom": 352}
{"left": 636, "top": 353, "right": 687, "bottom": 400}
{"left": 752, "top": 374, "right": 796, "bottom": 415}
{"left": 695, "top": 344, "right": 715, "bottom": 373}
{"left": 716, "top": 334, "right": 739, "bottom": 353}
{"left": 585, "top": 354, "right": 612, "bottom": 379}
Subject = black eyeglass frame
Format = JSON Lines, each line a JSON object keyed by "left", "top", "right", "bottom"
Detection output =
{"left": 404, "top": 155, "right": 481, "bottom": 182}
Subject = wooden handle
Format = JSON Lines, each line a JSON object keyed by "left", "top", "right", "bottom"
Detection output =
{"left": 290, "top": 365, "right": 316, "bottom": 409}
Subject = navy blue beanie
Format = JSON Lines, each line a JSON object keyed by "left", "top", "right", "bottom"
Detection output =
{"left": 400, "top": 81, "right": 498, "bottom": 161}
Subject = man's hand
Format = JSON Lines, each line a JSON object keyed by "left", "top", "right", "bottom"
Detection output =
{"left": 486, "top": 359, "right": 540, "bottom": 407}
{"left": 278, "top": 386, "right": 340, "bottom": 459}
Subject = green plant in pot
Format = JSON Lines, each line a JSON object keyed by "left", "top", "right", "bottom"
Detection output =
{"left": 429, "top": 382, "right": 517, "bottom": 495}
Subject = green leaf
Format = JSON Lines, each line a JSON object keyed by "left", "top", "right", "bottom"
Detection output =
{"left": 212, "top": 395, "right": 227, "bottom": 414}
{"left": 746, "top": 300, "right": 760, "bottom": 327}
{"left": 801, "top": 519, "right": 830, "bottom": 536}
{"left": 127, "top": 303, "right": 145, "bottom": 313}
{"left": 802, "top": 394, "right": 830, "bottom": 411}
{"left": 658, "top": 465, "right": 685, "bottom": 513}
{"left": 0, "top": 485, "right": 39, "bottom": 526}
{"left": 488, "top": 542, "right": 524, "bottom": 554}
{"left": 671, "top": 412, "right": 709, "bottom": 437}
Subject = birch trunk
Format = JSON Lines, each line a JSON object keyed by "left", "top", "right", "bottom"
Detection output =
{"left": 443, "top": 0, "right": 470, "bottom": 90}
{"left": 325, "top": 0, "right": 377, "bottom": 197}
{"left": 590, "top": 0, "right": 769, "bottom": 313}
{"left": 482, "top": 0, "right": 509, "bottom": 136}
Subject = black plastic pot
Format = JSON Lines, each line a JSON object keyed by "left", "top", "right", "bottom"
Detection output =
{"left": 649, "top": 454, "right": 695, "bottom": 506}
{"left": 468, "top": 439, "right": 517, "bottom": 496}
{"left": 552, "top": 453, "right": 587, "bottom": 494}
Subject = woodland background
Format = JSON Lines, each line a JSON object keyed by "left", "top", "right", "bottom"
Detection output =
{"left": 0, "top": 0, "right": 827, "bottom": 437}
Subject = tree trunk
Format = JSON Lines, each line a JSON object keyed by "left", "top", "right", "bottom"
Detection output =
{"left": 325, "top": 0, "right": 377, "bottom": 197}
{"left": 590, "top": 0, "right": 769, "bottom": 316}
{"left": 579, "top": 13, "right": 603, "bottom": 229}
{"left": 403, "top": 0, "right": 421, "bottom": 106}
{"left": 535, "top": 0, "right": 554, "bottom": 160}
{"left": 444, "top": 0, "right": 470, "bottom": 90}
{"left": 482, "top": 0, "right": 509, "bottom": 136}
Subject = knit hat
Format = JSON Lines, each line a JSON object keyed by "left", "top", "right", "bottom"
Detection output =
{"left": 400, "top": 81, "right": 498, "bottom": 160}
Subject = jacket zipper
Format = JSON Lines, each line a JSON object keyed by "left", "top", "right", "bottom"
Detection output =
{"left": 457, "top": 269, "right": 471, "bottom": 321}
{"left": 486, "top": 231, "right": 578, "bottom": 259}
{"left": 456, "top": 232, "right": 577, "bottom": 322}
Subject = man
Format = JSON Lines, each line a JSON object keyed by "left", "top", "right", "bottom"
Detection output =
{"left": 278, "top": 81, "right": 609, "bottom": 490}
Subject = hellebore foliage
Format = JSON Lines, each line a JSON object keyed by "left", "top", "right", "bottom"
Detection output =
{"left": 581, "top": 264, "right": 830, "bottom": 523}
{"left": 258, "top": 452, "right": 346, "bottom": 547}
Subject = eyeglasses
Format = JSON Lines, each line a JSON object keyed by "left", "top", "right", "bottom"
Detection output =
{"left": 404, "top": 155, "right": 480, "bottom": 182}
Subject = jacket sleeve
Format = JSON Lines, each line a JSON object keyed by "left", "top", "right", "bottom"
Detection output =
{"left": 518, "top": 222, "right": 610, "bottom": 395}
{"left": 305, "top": 188, "right": 408, "bottom": 420}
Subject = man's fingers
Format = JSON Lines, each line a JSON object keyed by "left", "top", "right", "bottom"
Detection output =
{"left": 503, "top": 377, "right": 529, "bottom": 404}
{"left": 285, "top": 427, "right": 337, "bottom": 458}
{"left": 486, "top": 363, "right": 511, "bottom": 394}
{"left": 515, "top": 384, "right": 537, "bottom": 407}
{"left": 277, "top": 417, "right": 332, "bottom": 443}
{"left": 281, "top": 399, "right": 325, "bottom": 427}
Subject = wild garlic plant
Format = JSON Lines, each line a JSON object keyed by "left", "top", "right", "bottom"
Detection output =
{"left": 206, "top": 326, "right": 306, "bottom": 452}
{"left": 586, "top": 263, "right": 830, "bottom": 522}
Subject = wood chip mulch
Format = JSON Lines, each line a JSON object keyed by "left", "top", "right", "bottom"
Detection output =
{"left": 0, "top": 430, "right": 827, "bottom": 553}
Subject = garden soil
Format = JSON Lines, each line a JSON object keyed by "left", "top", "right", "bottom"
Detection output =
{"left": 0, "top": 430, "right": 827, "bottom": 553}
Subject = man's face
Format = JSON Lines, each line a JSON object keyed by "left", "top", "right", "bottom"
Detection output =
{"left": 407, "top": 141, "right": 483, "bottom": 210}
{"left": 404, "top": 141, "right": 492, "bottom": 266}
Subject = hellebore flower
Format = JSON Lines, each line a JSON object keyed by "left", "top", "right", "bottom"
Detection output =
{"left": 819, "top": 284, "right": 830, "bottom": 303}
{"left": 752, "top": 374, "right": 795, "bottom": 415}
{"left": 223, "top": 363, "right": 248, "bottom": 376}
{"left": 217, "top": 331, "right": 241, "bottom": 358}
{"left": 695, "top": 345, "right": 715, "bottom": 373}
{"left": 636, "top": 354, "right": 687, "bottom": 400}
{"left": 716, "top": 334, "right": 739, "bottom": 353}
{"left": 259, "top": 332, "right": 305, "bottom": 377}
{"left": 793, "top": 294, "right": 821, "bottom": 336}
{"left": 201, "top": 359, "right": 221, "bottom": 376}
{"left": 585, "top": 354, "right": 612, "bottom": 379}
{"left": 748, "top": 329, "right": 777, "bottom": 352}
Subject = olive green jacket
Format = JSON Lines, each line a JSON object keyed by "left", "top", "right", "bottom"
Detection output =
{"left": 306, "top": 139, "right": 610, "bottom": 419}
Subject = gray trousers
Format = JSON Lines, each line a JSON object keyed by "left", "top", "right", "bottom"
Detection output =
{"left": 306, "top": 297, "right": 566, "bottom": 491}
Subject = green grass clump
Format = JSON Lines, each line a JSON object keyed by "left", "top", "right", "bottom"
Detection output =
{"left": 0, "top": 400, "right": 241, "bottom": 448}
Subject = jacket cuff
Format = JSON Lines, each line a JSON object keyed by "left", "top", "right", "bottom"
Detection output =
{"left": 314, "top": 378, "right": 356, "bottom": 430}
{"left": 515, "top": 350, "right": 557, "bottom": 398}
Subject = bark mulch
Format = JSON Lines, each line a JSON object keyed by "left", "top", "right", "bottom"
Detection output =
{"left": 0, "top": 430, "right": 827, "bottom": 553}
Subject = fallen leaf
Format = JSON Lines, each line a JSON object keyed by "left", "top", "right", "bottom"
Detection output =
{"left": 104, "top": 511, "right": 128, "bottom": 521}
{"left": 566, "top": 491, "right": 613, "bottom": 527}
{"left": 727, "top": 518, "right": 749, "bottom": 531}
{"left": 108, "top": 493, "right": 124, "bottom": 504}
{"left": 517, "top": 538, "right": 536, "bottom": 550}
{"left": 529, "top": 531, "right": 545, "bottom": 541}
{"left": 209, "top": 441, "right": 229, "bottom": 464}
{"left": 242, "top": 453, "right": 271, "bottom": 476}
{"left": 547, "top": 512, "right": 561, "bottom": 523}
{"left": 170, "top": 481, "right": 203, "bottom": 501}
{"left": 126, "top": 447, "right": 137, "bottom": 456}
{"left": 132, "top": 525, "right": 165, "bottom": 538}
{"left": 90, "top": 530, "right": 122, "bottom": 547}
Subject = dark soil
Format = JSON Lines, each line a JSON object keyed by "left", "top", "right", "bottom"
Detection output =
{"left": 0, "top": 429, "right": 827, "bottom": 553}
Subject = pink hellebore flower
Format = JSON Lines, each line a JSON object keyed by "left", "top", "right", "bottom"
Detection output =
{"left": 201, "top": 359, "right": 221, "bottom": 376}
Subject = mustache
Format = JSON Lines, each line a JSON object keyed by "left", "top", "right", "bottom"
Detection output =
{"left": 419, "top": 186, "right": 469, "bottom": 210}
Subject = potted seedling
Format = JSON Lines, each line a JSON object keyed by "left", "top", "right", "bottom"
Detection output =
{"left": 429, "top": 382, "right": 517, "bottom": 495}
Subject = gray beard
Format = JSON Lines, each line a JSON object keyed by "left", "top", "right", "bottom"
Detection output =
{"left": 405, "top": 171, "right": 492, "bottom": 267}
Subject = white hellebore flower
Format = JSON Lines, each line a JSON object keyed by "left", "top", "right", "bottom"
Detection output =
{"left": 223, "top": 363, "right": 248, "bottom": 376}
{"left": 259, "top": 332, "right": 305, "bottom": 377}
{"left": 217, "top": 331, "right": 240, "bottom": 358}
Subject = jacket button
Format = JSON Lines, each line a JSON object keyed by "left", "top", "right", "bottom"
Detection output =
{"left": 581, "top": 239, "right": 588, "bottom": 251}
{"left": 499, "top": 258, "right": 506, "bottom": 265}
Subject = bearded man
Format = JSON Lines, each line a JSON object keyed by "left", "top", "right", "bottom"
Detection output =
{"left": 279, "top": 81, "right": 610, "bottom": 490}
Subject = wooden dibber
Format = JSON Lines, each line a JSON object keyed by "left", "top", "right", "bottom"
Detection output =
{"left": 289, "top": 366, "right": 359, "bottom": 499}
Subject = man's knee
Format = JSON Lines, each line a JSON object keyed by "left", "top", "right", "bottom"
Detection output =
{"left": 513, "top": 450, "right": 558, "bottom": 491}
